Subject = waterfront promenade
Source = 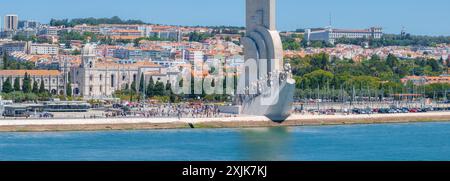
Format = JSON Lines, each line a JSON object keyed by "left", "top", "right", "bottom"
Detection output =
{"left": 1, "top": 112, "right": 450, "bottom": 132}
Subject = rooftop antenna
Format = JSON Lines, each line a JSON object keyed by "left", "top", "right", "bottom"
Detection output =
{"left": 178, "top": 26, "right": 182, "bottom": 43}
{"left": 401, "top": 26, "right": 407, "bottom": 37}
{"left": 329, "top": 12, "right": 332, "bottom": 27}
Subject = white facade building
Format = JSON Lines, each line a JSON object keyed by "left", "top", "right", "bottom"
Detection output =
{"left": 71, "top": 44, "right": 167, "bottom": 99}
{"left": 40, "top": 26, "right": 58, "bottom": 36}
{"left": 0, "top": 41, "right": 27, "bottom": 55}
{"left": 305, "top": 27, "right": 383, "bottom": 44}
{"left": 0, "top": 70, "right": 65, "bottom": 95}
{"left": 30, "top": 43, "right": 59, "bottom": 55}
{"left": 185, "top": 50, "right": 204, "bottom": 62}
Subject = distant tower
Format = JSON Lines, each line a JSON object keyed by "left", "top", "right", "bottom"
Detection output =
{"left": 329, "top": 12, "right": 332, "bottom": 27}
{"left": 177, "top": 26, "right": 182, "bottom": 42}
{"left": 81, "top": 44, "right": 97, "bottom": 69}
{"left": 4, "top": 14, "right": 19, "bottom": 31}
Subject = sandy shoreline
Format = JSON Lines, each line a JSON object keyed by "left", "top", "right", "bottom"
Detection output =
{"left": 1, "top": 112, "right": 450, "bottom": 132}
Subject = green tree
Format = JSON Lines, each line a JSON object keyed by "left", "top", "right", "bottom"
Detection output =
{"left": 282, "top": 38, "right": 301, "bottom": 50}
{"left": 446, "top": 58, "right": 450, "bottom": 68}
{"left": 139, "top": 73, "right": 145, "bottom": 94}
{"left": 153, "top": 81, "right": 165, "bottom": 96}
{"left": 1, "top": 91, "right": 38, "bottom": 103}
{"left": 146, "top": 77, "right": 154, "bottom": 97}
{"left": 424, "top": 83, "right": 450, "bottom": 98}
{"left": 188, "top": 32, "right": 212, "bottom": 42}
{"left": 32, "top": 80, "right": 39, "bottom": 94}
{"left": 386, "top": 54, "right": 399, "bottom": 69}
{"left": 302, "top": 70, "right": 334, "bottom": 89}
{"left": 13, "top": 77, "right": 21, "bottom": 92}
{"left": 428, "top": 58, "right": 443, "bottom": 73}
{"left": 345, "top": 76, "right": 381, "bottom": 90}
{"left": 165, "top": 81, "right": 176, "bottom": 102}
{"left": 165, "top": 81, "right": 172, "bottom": 96}
{"left": 131, "top": 79, "right": 137, "bottom": 93}
{"left": 2, "top": 77, "right": 13, "bottom": 93}
{"left": 66, "top": 83, "right": 73, "bottom": 97}
{"left": 2, "top": 53, "right": 8, "bottom": 70}
{"left": 133, "top": 35, "right": 165, "bottom": 46}
{"left": 308, "top": 53, "right": 331, "bottom": 71}
{"left": 22, "top": 73, "right": 32, "bottom": 93}
{"left": 50, "top": 16, "right": 145, "bottom": 27}
{"left": 39, "top": 78, "right": 46, "bottom": 93}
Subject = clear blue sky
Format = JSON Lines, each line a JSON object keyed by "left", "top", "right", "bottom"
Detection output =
{"left": 1, "top": 0, "right": 449, "bottom": 36}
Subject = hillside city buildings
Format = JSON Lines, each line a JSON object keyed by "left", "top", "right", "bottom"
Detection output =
{"left": 285, "top": 44, "right": 450, "bottom": 62}
{"left": 1, "top": 14, "right": 450, "bottom": 100}
{"left": 71, "top": 44, "right": 171, "bottom": 99}
{"left": 0, "top": 15, "right": 246, "bottom": 99}
{"left": 29, "top": 43, "right": 59, "bottom": 55}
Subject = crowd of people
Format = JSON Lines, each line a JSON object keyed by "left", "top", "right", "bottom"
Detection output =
{"left": 143, "top": 103, "right": 222, "bottom": 119}
{"left": 106, "top": 103, "right": 224, "bottom": 119}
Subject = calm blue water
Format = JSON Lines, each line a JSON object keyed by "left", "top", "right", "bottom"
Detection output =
{"left": 1, "top": 122, "right": 450, "bottom": 161}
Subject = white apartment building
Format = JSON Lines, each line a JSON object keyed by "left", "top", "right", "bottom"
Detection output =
{"left": 30, "top": 43, "right": 59, "bottom": 55}
{"left": 40, "top": 26, "right": 59, "bottom": 36}
{"left": 0, "top": 41, "right": 27, "bottom": 55}
{"left": 305, "top": 27, "right": 383, "bottom": 44}
{"left": 185, "top": 50, "right": 204, "bottom": 62}
{"left": 18, "top": 20, "right": 40, "bottom": 30}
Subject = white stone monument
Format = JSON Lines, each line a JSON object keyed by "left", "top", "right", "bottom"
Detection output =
{"left": 239, "top": 0, "right": 295, "bottom": 121}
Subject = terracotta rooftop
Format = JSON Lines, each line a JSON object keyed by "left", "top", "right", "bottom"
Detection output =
{"left": 95, "top": 61, "right": 161, "bottom": 69}
{"left": 29, "top": 55, "right": 52, "bottom": 62}
{"left": 332, "top": 29, "right": 374, "bottom": 33}
{"left": 110, "top": 29, "right": 142, "bottom": 33}
{"left": 144, "top": 71, "right": 164, "bottom": 76}
{"left": 0, "top": 70, "right": 62, "bottom": 76}
{"left": 110, "top": 35, "right": 143, "bottom": 40}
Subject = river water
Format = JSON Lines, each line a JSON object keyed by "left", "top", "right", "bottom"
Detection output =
{"left": 1, "top": 122, "right": 450, "bottom": 161}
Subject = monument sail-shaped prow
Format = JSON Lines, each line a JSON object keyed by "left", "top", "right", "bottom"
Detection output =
{"left": 239, "top": 0, "right": 296, "bottom": 121}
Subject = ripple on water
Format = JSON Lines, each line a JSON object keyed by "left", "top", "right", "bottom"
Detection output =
{"left": 1, "top": 121, "right": 450, "bottom": 161}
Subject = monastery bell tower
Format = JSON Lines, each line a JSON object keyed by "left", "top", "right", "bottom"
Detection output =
{"left": 81, "top": 44, "right": 97, "bottom": 69}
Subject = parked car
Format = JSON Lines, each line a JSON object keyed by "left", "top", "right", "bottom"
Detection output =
{"left": 401, "top": 108, "right": 410, "bottom": 113}
{"left": 39, "top": 112, "right": 54, "bottom": 118}
{"left": 409, "top": 108, "right": 419, "bottom": 113}
{"left": 418, "top": 108, "right": 428, "bottom": 112}
{"left": 378, "top": 108, "right": 389, "bottom": 114}
{"left": 388, "top": 109, "right": 397, "bottom": 114}
{"left": 352, "top": 108, "right": 361, "bottom": 114}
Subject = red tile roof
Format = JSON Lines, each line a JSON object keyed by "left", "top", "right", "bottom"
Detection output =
{"left": 0, "top": 70, "right": 62, "bottom": 76}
